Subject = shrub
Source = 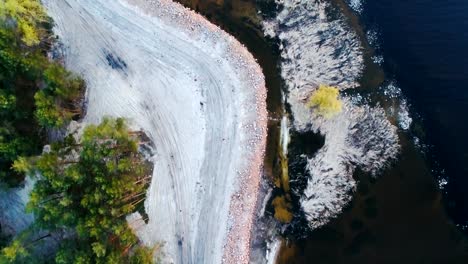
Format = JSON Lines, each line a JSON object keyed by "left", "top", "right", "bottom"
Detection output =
{"left": 308, "top": 84, "right": 342, "bottom": 118}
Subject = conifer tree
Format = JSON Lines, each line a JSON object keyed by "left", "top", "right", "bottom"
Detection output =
{"left": 0, "top": 7, "right": 85, "bottom": 184}
{"left": 22, "top": 118, "right": 155, "bottom": 263}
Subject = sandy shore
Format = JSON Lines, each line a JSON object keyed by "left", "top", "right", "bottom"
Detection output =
{"left": 42, "top": 0, "right": 267, "bottom": 263}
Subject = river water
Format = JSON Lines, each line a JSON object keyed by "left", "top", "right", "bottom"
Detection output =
{"left": 277, "top": 0, "right": 468, "bottom": 263}
{"left": 363, "top": 0, "right": 468, "bottom": 230}
{"left": 174, "top": 0, "right": 468, "bottom": 263}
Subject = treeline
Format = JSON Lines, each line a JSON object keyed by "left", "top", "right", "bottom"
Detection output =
{"left": 2, "top": 118, "right": 155, "bottom": 263}
{"left": 0, "top": 0, "right": 85, "bottom": 186}
{"left": 1, "top": 1, "right": 156, "bottom": 263}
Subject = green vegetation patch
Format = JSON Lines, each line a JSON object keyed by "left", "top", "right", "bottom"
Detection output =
{"left": 307, "top": 84, "right": 343, "bottom": 118}
{"left": 2, "top": 118, "right": 156, "bottom": 263}
{"left": 0, "top": 0, "right": 48, "bottom": 46}
{"left": 0, "top": 0, "right": 85, "bottom": 186}
{"left": 0, "top": 2, "right": 157, "bottom": 263}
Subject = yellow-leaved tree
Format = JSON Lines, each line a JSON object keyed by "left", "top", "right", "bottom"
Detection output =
{"left": 0, "top": 0, "right": 47, "bottom": 45}
{"left": 308, "top": 84, "right": 342, "bottom": 118}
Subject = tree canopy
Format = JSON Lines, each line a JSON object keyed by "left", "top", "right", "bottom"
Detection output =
{"left": 0, "top": 0, "right": 48, "bottom": 46}
{"left": 2, "top": 118, "right": 155, "bottom": 263}
{"left": 0, "top": 2, "right": 84, "bottom": 185}
{"left": 307, "top": 84, "right": 343, "bottom": 118}
{"left": 0, "top": 3, "right": 154, "bottom": 263}
{"left": 35, "top": 63, "right": 85, "bottom": 128}
{"left": 0, "top": 25, "right": 43, "bottom": 185}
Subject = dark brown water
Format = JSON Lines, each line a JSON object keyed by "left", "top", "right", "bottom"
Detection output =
{"left": 174, "top": 0, "right": 468, "bottom": 263}
{"left": 174, "top": 0, "right": 285, "bottom": 187}
{"left": 364, "top": 0, "right": 468, "bottom": 231}
{"left": 280, "top": 138, "right": 468, "bottom": 264}
{"left": 278, "top": 1, "right": 468, "bottom": 263}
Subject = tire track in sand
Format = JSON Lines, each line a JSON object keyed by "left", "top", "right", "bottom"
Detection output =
{"left": 42, "top": 0, "right": 267, "bottom": 263}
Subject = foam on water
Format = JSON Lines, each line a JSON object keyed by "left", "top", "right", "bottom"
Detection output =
{"left": 366, "top": 28, "right": 385, "bottom": 65}
{"left": 263, "top": 0, "right": 400, "bottom": 228}
{"left": 347, "top": 0, "right": 364, "bottom": 14}
{"left": 398, "top": 100, "right": 412, "bottom": 130}
{"left": 366, "top": 27, "right": 380, "bottom": 48}
{"left": 372, "top": 55, "right": 384, "bottom": 65}
{"left": 380, "top": 81, "right": 413, "bottom": 130}
{"left": 263, "top": 0, "right": 364, "bottom": 92}
{"left": 299, "top": 99, "right": 399, "bottom": 227}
